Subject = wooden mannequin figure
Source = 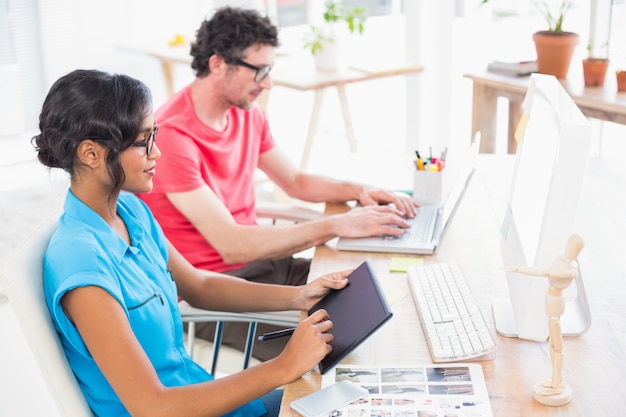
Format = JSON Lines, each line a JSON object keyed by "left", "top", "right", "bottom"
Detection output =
{"left": 505, "top": 234, "right": 585, "bottom": 407}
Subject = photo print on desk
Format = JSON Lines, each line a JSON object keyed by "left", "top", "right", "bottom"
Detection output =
{"left": 321, "top": 364, "right": 493, "bottom": 417}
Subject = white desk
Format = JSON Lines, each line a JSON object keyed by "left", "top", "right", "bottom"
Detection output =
{"left": 464, "top": 71, "right": 626, "bottom": 154}
{"left": 265, "top": 59, "right": 422, "bottom": 169}
{"left": 118, "top": 43, "right": 422, "bottom": 170}
{"left": 280, "top": 155, "right": 626, "bottom": 417}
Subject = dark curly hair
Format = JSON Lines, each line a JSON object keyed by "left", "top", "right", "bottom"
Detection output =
{"left": 32, "top": 69, "right": 152, "bottom": 195}
{"left": 190, "top": 6, "right": 279, "bottom": 78}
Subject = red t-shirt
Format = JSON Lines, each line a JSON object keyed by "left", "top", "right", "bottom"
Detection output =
{"left": 138, "top": 85, "right": 275, "bottom": 272}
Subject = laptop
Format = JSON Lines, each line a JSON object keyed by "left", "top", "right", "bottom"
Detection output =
{"left": 336, "top": 134, "right": 480, "bottom": 255}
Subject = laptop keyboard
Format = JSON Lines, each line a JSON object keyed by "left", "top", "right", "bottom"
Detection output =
{"left": 407, "top": 260, "right": 496, "bottom": 363}
{"left": 385, "top": 206, "right": 439, "bottom": 243}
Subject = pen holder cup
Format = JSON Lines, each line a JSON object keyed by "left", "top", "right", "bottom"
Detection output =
{"left": 413, "top": 170, "right": 447, "bottom": 206}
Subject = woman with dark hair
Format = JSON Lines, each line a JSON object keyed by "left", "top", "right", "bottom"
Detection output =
{"left": 34, "top": 69, "right": 349, "bottom": 417}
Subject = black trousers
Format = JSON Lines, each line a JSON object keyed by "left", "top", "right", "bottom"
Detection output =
{"left": 190, "top": 256, "right": 311, "bottom": 362}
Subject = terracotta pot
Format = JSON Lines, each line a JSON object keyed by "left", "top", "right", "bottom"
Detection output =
{"left": 582, "top": 58, "right": 609, "bottom": 87}
{"left": 532, "top": 31, "right": 579, "bottom": 78}
{"left": 617, "top": 70, "right": 626, "bottom": 92}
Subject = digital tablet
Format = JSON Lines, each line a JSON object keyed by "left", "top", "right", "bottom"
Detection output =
{"left": 309, "top": 260, "right": 393, "bottom": 374}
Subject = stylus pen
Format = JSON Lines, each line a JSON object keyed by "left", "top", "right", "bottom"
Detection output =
{"left": 257, "top": 327, "right": 296, "bottom": 341}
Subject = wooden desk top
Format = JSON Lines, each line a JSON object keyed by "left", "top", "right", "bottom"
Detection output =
{"left": 280, "top": 155, "right": 626, "bottom": 417}
{"left": 117, "top": 43, "right": 422, "bottom": 91}
{"left": 464, "top": 71, "right": 626, "bottom": 117}
{"left": 270, "top": 59, "right": 423, "bottom": 91}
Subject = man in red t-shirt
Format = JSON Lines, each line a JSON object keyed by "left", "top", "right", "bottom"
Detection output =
{"left": 138, "top": 6, "right": 418, "bottom": 360}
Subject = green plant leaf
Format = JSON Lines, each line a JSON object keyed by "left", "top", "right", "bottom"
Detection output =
{"left": 303, "top": 1, "right": 367, "bottom": 55}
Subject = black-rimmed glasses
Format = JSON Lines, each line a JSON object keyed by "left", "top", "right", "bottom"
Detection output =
{"left": 90, "top": 124, "right": 158, "bottom": 156}
{"left": 130, "top": 124, "right": 158, "bottom": 155}
{"left": 233, "top": 59, "right": 272, "bottom": 83}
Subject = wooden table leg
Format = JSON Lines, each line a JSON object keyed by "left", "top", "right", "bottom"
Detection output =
{"left": 300, "top": 88, "right": 325, "bottom": 170}
{"left": 507, "top": 99, "right": 522, "bottom": 154}
{"left": 160, "top": 60, "right": 176, "bottom": 98}
{"left": 335, "top": 84, "right": 358, "bottom": 153}
{"left": 471, "top": 83, "right": 498, "bottom": 153}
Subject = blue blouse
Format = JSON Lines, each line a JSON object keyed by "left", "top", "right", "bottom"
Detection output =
{"left": 44, "top": 190, "right": 266, "bottom": 417}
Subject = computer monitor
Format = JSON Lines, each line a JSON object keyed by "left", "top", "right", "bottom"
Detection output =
{"left": 493, "top": 73, "right": 592, "bottom": 342}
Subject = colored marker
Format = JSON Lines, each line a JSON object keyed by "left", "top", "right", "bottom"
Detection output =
{"left": 415, "top": 150, "right": 425, "bottom": 170}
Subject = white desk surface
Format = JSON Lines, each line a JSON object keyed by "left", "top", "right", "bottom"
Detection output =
{"left": 280, "top": 155, "right": 626, "bottom": 417}
{"left": 117, "top": 42, "right": 422, "bottom": 90}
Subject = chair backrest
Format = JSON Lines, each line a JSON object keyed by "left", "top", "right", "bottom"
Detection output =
{"left": 0, "top": 204, "right": 305, "bottom": 413}
{"left": 0, "top": 215, "right": 93, "bottom": 416}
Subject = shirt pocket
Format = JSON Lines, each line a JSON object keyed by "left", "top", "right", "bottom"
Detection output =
{"left": 127, "top": 290, "right": 165, "bottom": 311}
{"left": 126, "top": 287, "right": 174, "bottom": 358}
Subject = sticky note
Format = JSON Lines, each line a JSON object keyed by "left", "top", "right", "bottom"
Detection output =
{"left": 389, "top": 257, "right": 424, "bottom": 272}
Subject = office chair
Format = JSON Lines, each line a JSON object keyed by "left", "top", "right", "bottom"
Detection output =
{"left": 180, "top": 303, "right": 301, "bottom": 375}
{"left": 0, "top": 199, "right": 322, "bottom": 413}
{"left": 0, "top": 215, "right": 92, "bottom": 417}
{"left": 254, "top": 200, "right": 324, "bottom": 224}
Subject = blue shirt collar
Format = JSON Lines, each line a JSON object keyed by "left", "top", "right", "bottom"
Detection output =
{"left": 63, "top": 189, "right": 146, "bottom": 264}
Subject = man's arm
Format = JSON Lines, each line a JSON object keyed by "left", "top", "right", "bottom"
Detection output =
{"left": 258, "top": 147, "right": 418, "bottom": 217}
{"left": 166, "top": 185, "right": 410, "bottom": 265}
{"left": 166, "top": 186, "right": 333, "bottom": 263}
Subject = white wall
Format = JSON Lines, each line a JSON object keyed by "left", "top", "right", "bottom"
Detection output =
{"left": 31, "top": 0, "right": 272, "bottom": 116}
{"left": 3, "top": 0, "right": 625, "bottom": 153}
{"left": 405, "top": 1, "right": 457, "bottom": 155}
{"left": 36, "top": 0, "right": 218, "bottom": 109}
{"left": 0, "top": 64, "right": 24, "bottom": 135}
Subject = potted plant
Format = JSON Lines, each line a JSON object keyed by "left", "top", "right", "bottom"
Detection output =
{"left": 482, "top": 0, "right": 579, "bottom": 78}
{"left": 532, "top": 0, "right": 579, "bottom": 78}
{"left": 302, "top": 1, "right": 366, "bottom": 71}
{"left": 582, "top": 41, "right": 609, "bottom": 87}
{"left": 616, "top": 69, "right": 626, "bottom": 92}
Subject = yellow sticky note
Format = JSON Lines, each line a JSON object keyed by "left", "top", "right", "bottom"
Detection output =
{"left": 389, "top": 257, "right": 424, "bottom": 272}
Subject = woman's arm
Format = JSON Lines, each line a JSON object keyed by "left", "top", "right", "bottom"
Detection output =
{"left": 169, "top": 240, "right": 350, "bottom": 312}
{"left": 62, "top": 285, "right": 334, "bottom": 417}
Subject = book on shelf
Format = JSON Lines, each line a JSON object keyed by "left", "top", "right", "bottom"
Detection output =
{"left": 487, "top": 60, "right": 538, "bottom": 76}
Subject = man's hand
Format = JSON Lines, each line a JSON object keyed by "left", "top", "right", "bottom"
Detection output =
{"left": 332, "top": 205, "right": 412, "bottom": 238}
{"left": 358, "top": 188, "right": 419, "bottom": 218}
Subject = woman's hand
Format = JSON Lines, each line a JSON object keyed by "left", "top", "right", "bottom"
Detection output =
{"left": 297, "top": 270, "right": 351, "bottom": 311}
{"left": 274, "top": 309, "right": 334, "bottom": 380}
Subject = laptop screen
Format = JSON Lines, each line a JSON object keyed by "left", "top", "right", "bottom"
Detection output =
{"left": 437, "top": 133, "right": 480, "bottom": 237}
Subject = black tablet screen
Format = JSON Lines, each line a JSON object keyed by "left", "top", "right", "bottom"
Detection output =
{"left": 308, "top": 260, "right": 393, "bottom": 374}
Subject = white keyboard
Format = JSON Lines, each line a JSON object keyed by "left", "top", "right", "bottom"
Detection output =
{"left": 407, "top": 260, "right": 496, "bottom": 363}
